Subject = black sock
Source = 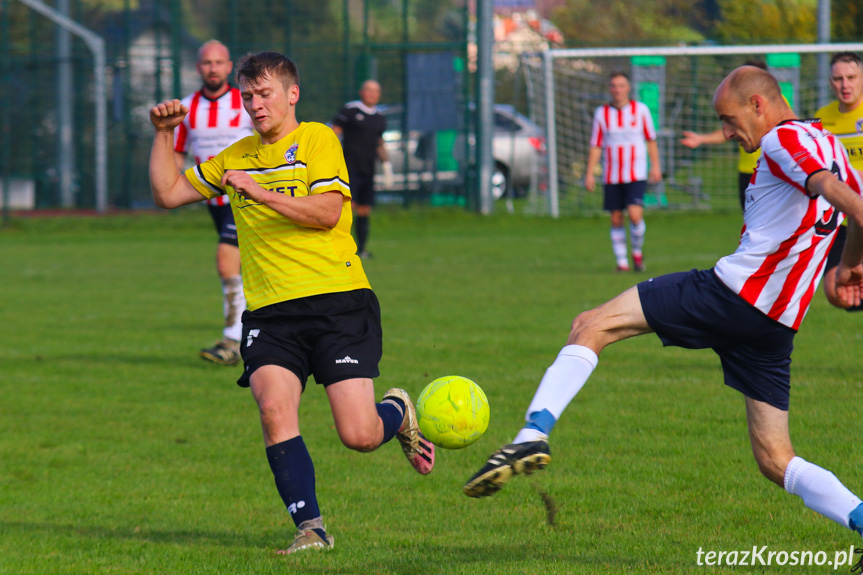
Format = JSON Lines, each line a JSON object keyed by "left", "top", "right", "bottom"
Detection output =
{"left": 266, "top": 437, "right": 322, "bottom": 530}
{"left": 355, "top": 216, "right": 369, "bottom": 253}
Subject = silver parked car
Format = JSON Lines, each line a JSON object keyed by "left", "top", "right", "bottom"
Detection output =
{"left": 376, "top": 103, "right": 546, "bottom": 200}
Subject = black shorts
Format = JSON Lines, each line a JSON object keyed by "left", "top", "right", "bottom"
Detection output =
{"left": 350, "top": 172, "right": 375, "bottom": 207}
{"left": 738, "top": 171, "right": 752, "bottom": 211}
{"left": 638, "top": 268, "right": 796, "bottom": 410}
{"left": 236, "top": 289, "right": 383, "bottom": 389}
{"left": 603, "top": 181, "right": 646, "bottom": 212}
{"left": 207, "top": 203, "right": 239, "bottom": 247}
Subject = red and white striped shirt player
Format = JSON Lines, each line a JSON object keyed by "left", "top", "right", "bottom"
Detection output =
{"left": 715, "top": 119, "right": 863, "bottom": 330}
{"left": 589, "top": 99, "right": 658, "bottom": 185}
{"left": 173, "top": 87, "right": 254, "bottom": 206}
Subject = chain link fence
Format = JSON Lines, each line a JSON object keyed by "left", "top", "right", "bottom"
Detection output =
{"left": 0, "top": 0, "right": 471, "bottom": 212}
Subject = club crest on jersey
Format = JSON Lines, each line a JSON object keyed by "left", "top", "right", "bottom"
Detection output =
{"left": 814, "top": 206, "right": 840, "bottom": 237}
{"left": 285, "top": 143, "right": 299, "bottom": 164}
{"left": 857, "top": 119, "right": 863, "bottom": 133}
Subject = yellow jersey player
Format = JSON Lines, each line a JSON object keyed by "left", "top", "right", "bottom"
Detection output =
{"left": 148, "top": 51, "right": 434, "bottom": 555}
{"left": 817, "top": 51, "right": 863, "bottom": 310}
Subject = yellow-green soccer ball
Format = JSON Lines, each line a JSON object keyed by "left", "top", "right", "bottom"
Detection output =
{"left": 416, "top": 376, "right": 490, "bottom": 449}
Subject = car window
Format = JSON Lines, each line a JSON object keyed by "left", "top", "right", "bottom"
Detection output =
{"left": 494, "top": 112, "right": 520, "bottom": 133}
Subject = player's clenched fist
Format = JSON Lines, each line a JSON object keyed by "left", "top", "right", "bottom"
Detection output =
{"left": 150, "top": 99, "right": 189, "bottom": 132}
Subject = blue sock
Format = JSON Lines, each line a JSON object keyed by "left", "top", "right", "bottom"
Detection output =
{"left": 377, "top": 398, "right": 405, "bottom": 444}
{"left": 524, "top": 408, "right": 557, "bottom": 436}
{"left": 849, "top": 502, "right": 863, "bottom": 533}
{"left": 266, "top": 437, "right": 323, "bottom": 533}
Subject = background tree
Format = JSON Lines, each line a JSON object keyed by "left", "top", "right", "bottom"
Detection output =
{"left": 713, "top": 0, "right": 816, "bottom": 43}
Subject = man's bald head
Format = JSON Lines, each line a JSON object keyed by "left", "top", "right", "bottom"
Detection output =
{"left": 713, "top": 66, "right": 794, "bottom": 154}
{"left": 715, "top": 65, "right": 784, "bottom": 108}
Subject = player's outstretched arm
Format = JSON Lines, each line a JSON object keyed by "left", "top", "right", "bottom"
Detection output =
{"left": 679, "top": 128, "right": 725, "bottom": 149}
{"left": 149, "top": 99, "right": 206, "bottom": 209}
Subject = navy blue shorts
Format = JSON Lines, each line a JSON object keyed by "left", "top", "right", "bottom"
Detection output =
{"left": 603, "top": 181, "right": 646, "bottom": 212}
{"left": 207, "top": 203, "right": 239, "bottom": 247}
{"left": 236, "top": 289, "right": 382, "bottom": 389}
{"left": 637, "top": 268, "right": 796, "bottom": 410}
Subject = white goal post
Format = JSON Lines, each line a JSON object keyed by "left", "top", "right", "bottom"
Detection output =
{"left": 521, "top": 43, "right": 863, "bottom": 218}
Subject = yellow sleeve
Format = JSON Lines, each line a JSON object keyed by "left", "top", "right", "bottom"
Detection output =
{"left": 307, "top": 126, "right": 351, "bottom": 198}
{"left": 185, "top": 153, "right": 227, "bottom": 200}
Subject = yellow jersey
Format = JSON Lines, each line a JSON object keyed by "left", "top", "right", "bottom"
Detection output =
{"left": 738, "top": 147, "right": 760, "bottom": 174}
{"left": 816, "top": 100, "right": 863, "bottom": 171}
{"left": 186, "top": 122, "right": 370, "bottom": 311}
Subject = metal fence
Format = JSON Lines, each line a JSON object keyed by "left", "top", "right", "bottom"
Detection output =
{"left": 0, "top": 0, "right": 471, "bottom": 212}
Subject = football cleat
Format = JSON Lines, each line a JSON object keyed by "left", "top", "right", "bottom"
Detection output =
{"left": 277, "top": 519, "right": 334, "bottom": 555}
{"left": 200, "top": 338, "right": 241, "bottom": 365}
{"left": 463, "top": 440, "right": 551, "bottom": 498}
{"left": 384, "top": 388, "right": 435, "bottom": 475}
{"left": 633, "top": 253, "right": 645, "bottom": 272}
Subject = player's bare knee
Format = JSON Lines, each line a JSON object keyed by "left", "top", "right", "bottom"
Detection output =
{"left": 753, "top": 449, "right": 793, "bottom": 486}
{"left": 338, "top": 427, "right": 379, "bottom": 452}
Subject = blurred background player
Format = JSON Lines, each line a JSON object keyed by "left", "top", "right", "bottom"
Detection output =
{"left": 150, "top": 51, "right": 434, "bottom": 554}
{"left": 331, "top": 80, "right": 392, "bottom": 259}
{"left": 585, "top": 71, "right": 662, "bottom": 272}
{"left": 680, "top": 60, "right": 770, "bottom": 212}
{"left": 174, "top": 40, "right": 254, "bottom": 365}
{"left": 816, "top": 51, "right": 863, "bottom": 310}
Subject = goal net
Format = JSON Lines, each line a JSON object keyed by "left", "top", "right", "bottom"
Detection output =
{"left": 520, "top": 43, "right": 863, "bottom": 217}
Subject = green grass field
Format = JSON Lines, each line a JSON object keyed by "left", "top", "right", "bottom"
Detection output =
{"left": 2, "top": 207, "right": 863, "bottom": 574}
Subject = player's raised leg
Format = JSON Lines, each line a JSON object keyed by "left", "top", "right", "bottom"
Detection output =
{"left": 327, "top": 379, "right": 435, "bottom": 474}
{"left": 746, "top": 396, "right": 863, "bottom": 534}
{"left": 464, "top": 286, "right": 652, "bottom": 497}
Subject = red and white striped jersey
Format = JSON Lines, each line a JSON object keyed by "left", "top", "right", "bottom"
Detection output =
{"left": 715, "top": 119, "right": 863, "bottom": 330}
{"left": 174, "top": 87, "right": 254, "bottom": 206}
{"left": 589, "top": 100, "right": 657, "bottom": 184}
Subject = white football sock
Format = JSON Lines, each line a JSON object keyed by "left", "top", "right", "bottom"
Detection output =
{"left": 512, "top": 345, "right": 598, "bottom": 444}
{"left": 222, "top": 275, "right": 245, "bottom": 342}
{"left": 629, "top": 219, "right": 646, "bottom": 255}
{"left": 784, "top": 456, "right": 862, "bottom": 529}
{"left": 610, "top": 227, "right": 628, "bottom": 266}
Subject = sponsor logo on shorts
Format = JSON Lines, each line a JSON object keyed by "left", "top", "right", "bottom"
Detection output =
{"left": 335, "top": 356, "right": 359, "bottom": 364}
{"left": 246, "top": 329, "right": 260, "bottom": 347}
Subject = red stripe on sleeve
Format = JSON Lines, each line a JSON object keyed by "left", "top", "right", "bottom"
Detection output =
{"left": 764, "top": 153, "right": 807, "bottom": 195}
{"left": 776, "top": 125, "right": 826, "bottom": 180}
